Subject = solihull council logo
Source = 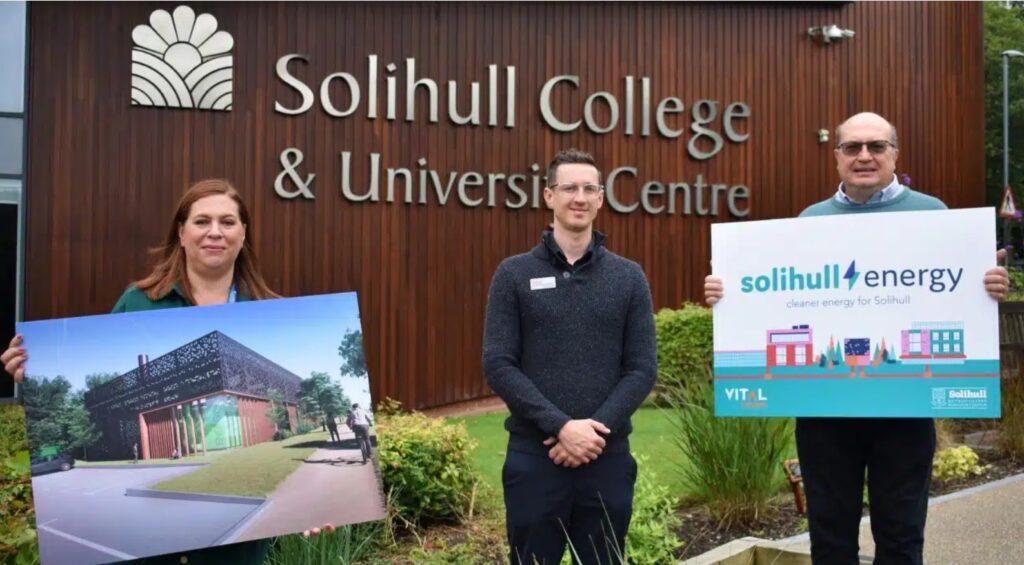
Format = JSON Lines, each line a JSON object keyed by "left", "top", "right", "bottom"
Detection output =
{"left": 131, "top": 5, "right": 234, "bottom": 111}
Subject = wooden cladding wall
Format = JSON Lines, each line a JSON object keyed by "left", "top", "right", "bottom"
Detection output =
{"left": 25, "top": 2, "right": 984, "bottom": 409}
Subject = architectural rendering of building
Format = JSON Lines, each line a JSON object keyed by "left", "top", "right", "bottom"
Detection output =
{"left": 83, "top": 331, "right": 300, "bottom": 461}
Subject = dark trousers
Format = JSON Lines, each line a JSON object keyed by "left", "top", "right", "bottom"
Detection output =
{"left": 796, "top": 418, "right": 935, "bottom": 565}
{"left": 502, "top": 450, "right": 637, "bottom": 565}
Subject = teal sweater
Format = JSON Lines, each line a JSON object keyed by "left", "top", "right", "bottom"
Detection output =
{"left": 799, "top": 187, "right": 946, "bottom": 217}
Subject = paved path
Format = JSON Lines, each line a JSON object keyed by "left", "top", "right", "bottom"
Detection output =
{"left": 32, "top": 466, "right": 262, "bottom": 565}
{"left": 779, "top": 473, "right": 1024, "bottom": 564}
{"left": 235, "top": 430, "right": 387, "bottom": 542}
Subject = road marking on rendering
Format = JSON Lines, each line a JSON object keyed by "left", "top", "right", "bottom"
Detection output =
{"left": 38, "top": 524, "right": 138, "bottom": 561}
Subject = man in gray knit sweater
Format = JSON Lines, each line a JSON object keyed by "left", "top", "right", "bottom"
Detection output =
{"left": 483, "top": 149, "right": 657, "bottom": 565}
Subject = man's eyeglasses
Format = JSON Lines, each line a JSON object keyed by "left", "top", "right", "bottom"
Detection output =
{"left": 837, "top": 140, "right": 896, "bottom": 157}
{"left": 549, "top": 183, "right": 604, "bottom": 196}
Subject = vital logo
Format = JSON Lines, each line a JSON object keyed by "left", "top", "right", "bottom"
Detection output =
{"left": 131, "top": 6, "right": 234, "bottom": 111}
{"left": 739, "top": 260, "right": 962, "bottom": 294}
{"left": 724, "top": 387, "right": 768, "bottom": 403}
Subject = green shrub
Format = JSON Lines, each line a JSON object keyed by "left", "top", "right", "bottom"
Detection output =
{"left": 625, "top": 455, "right": 684, "bottom": 564}
{"left": 1008, "top": 267, "right": 1024, "bottom": 301}
{"left": 933, "top": 446, "right": 987, "bottom": 482}
{"left": 274, "top": 429, "right": 294, "bottom": 441}
{"left": 295, "top": 421, "right": 317, "bottom": 435}
{"left": 377, "top": 411, "right": 478, "bottom": 525}
{"left": 0, "top": 406, "right": 39, "bottom": 564}
{"left": 553, "top": 456, "right": 682, "bottom": 565}
{"left": 654, "top": 304, "right": 713, "bottom": 392}
{"left": 664, "top": 369, "right": 793, "bottom": 528}
{"left": 1000, "top": 377, "right": 1024, "bottom": 458}
{"left": 0, "top": 405, "right": 28, "bottom": 460}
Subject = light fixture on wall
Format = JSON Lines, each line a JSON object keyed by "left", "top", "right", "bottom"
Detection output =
{"left": 817, "top": 129, "right": 830, "bottom": 144}
{"left": 808, "top": 25, "right": 855, "bottom": 45}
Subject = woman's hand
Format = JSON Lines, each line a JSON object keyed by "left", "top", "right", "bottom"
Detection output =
{"left": 1, "top": 335, "right": 27, "bottom": 382}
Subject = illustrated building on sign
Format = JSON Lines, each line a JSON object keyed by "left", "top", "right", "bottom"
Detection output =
{"left": 131, "top": 5, "right": 234, "bottom": 111}
{"left": 83, "top": 331, "right": 299, "bottom": 461}
{"left": 900, "top": 321, "right": 966, "bottom": 364}
{"left": 766, "top": 325, "right": 814, "bottom": 367}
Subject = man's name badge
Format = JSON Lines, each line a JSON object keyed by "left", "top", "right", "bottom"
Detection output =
{"left": 530, "top": 276, "right": 557, "bottom": 290}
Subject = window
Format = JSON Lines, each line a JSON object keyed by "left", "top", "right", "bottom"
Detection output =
{"left": 954, "top": 343, "right": 961, "bottom": 353}
{"left": 0, "top": 2, "right": 26, "bottom": 114}
{"left": 932, "top": 331, "right": 939, "bottom": 340}
{"left": 770, "top": 332, "right": 811, "bottom": 344}
{"left": 943, "top": 331, "right": 950, "bottom": 341}
{"left": 943, "top": 343, "right": 950, "bottom": 353}
{"left": 933, "top": 343, "right": 940, "bottom": 353}
{"left": 776, "top": 348, "right": 787, "bottom": 365}
{"left": 794, "top": 348, "right": 807, "bottom": 365}
{"left": 909, "top": 333, "right": 921, "bottom": 354}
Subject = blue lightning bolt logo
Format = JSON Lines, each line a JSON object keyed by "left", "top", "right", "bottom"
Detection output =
{"left": 843, "top": 260, "right": 860, "bottom": 290}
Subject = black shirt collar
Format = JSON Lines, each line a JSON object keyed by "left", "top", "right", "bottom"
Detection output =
{"left": 539, "top": 229, "right": 606, "bottom": 269}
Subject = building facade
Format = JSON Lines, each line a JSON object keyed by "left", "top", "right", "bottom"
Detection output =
{"left": 17, "top": 2, "right": 986, "bottom": 409}
{"left": 84, "top": 331, "right": 300, "bottom": 461}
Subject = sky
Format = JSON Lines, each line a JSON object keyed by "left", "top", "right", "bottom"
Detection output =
{"left": 16, "top": 292, "right": 374, "bottom": 410}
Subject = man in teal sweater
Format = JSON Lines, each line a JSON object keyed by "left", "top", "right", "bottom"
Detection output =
{"left": 705, "top": 112, "right": 1010, "bottom": 564}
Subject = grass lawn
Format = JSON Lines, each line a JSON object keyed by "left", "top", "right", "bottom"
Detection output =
{"left": 451, "top": 407, "right": 690, "bottom": 505}
{"left": 149, "top": 430, "right": 328, "bottom": 497}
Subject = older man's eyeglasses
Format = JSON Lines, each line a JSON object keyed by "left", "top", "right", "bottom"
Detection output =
{"left": 837, "top": 140, "right": 896, "bottom": 157}
{"left": 550, "top": 183, "right": 604, "bottom": 196}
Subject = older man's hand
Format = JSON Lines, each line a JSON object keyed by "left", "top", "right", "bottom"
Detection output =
{"left": 986, "top": 249, "right": 1011, "bottom": 301}
{"left": 705, "top": 275, "right": 723, "bottom": 306}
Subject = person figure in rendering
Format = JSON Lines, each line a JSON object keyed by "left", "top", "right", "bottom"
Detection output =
{"left": 704, "top": 112, "right": 1010, "bottom": 565}
{"left": 326, "top": 414, "right": 341, "bottom": 443}
{"left": 133, "top": 442, "right": 139, "bottom": 464}
{"left": 2, "top": 179, "right": 282, "bottom": 565}
{"left": 483, "top": 149, "right": 657, "bottom": 565}
{"left": 347, "top": 403, "right": 372, "bottom": 463}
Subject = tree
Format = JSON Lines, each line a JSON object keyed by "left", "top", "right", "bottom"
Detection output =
{"left": 21, "top": 377, "right": 72, "bottom": 457}
{"left": 61, "top": 391, "right": 101, "bottom": 460}
{"left": 338, "top": 329, "right": 368, "bottom": 379}
{"left": 84, "top": 373, "right": 120, "bottom": 390}
{"left": 298, "top": 372, "right": 352, "bottom": 428}
{"left": 20, "top": 377, "right": 101, "bottom": 459}
{"left": 266, "top": 389, "right": 291, "bottom": 435}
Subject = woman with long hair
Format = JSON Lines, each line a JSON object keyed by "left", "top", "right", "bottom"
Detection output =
{"left": 3, "top": 178, "right": 278, "bottom": 564}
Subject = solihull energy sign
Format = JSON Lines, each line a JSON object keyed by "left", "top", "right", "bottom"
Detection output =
{"left": 131, "top": 5, "right": 752, "bottom": 218}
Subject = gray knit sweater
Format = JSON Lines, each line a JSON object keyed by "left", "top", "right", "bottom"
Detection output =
{"left": 482, "top": 230, "right": 657, "bottom": 455}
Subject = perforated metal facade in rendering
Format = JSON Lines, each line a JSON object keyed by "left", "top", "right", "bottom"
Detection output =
{"left": 84, "top": 331, "right": 300, "bottom": 460}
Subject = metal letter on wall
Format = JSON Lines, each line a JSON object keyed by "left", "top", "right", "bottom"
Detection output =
{"left": 131, "top": 5, "right": 234, "bottom": 111}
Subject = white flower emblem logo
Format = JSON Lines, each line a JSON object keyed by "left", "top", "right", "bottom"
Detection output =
{"left": 131, "top": 5, "right": 234, "bottom": 111}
